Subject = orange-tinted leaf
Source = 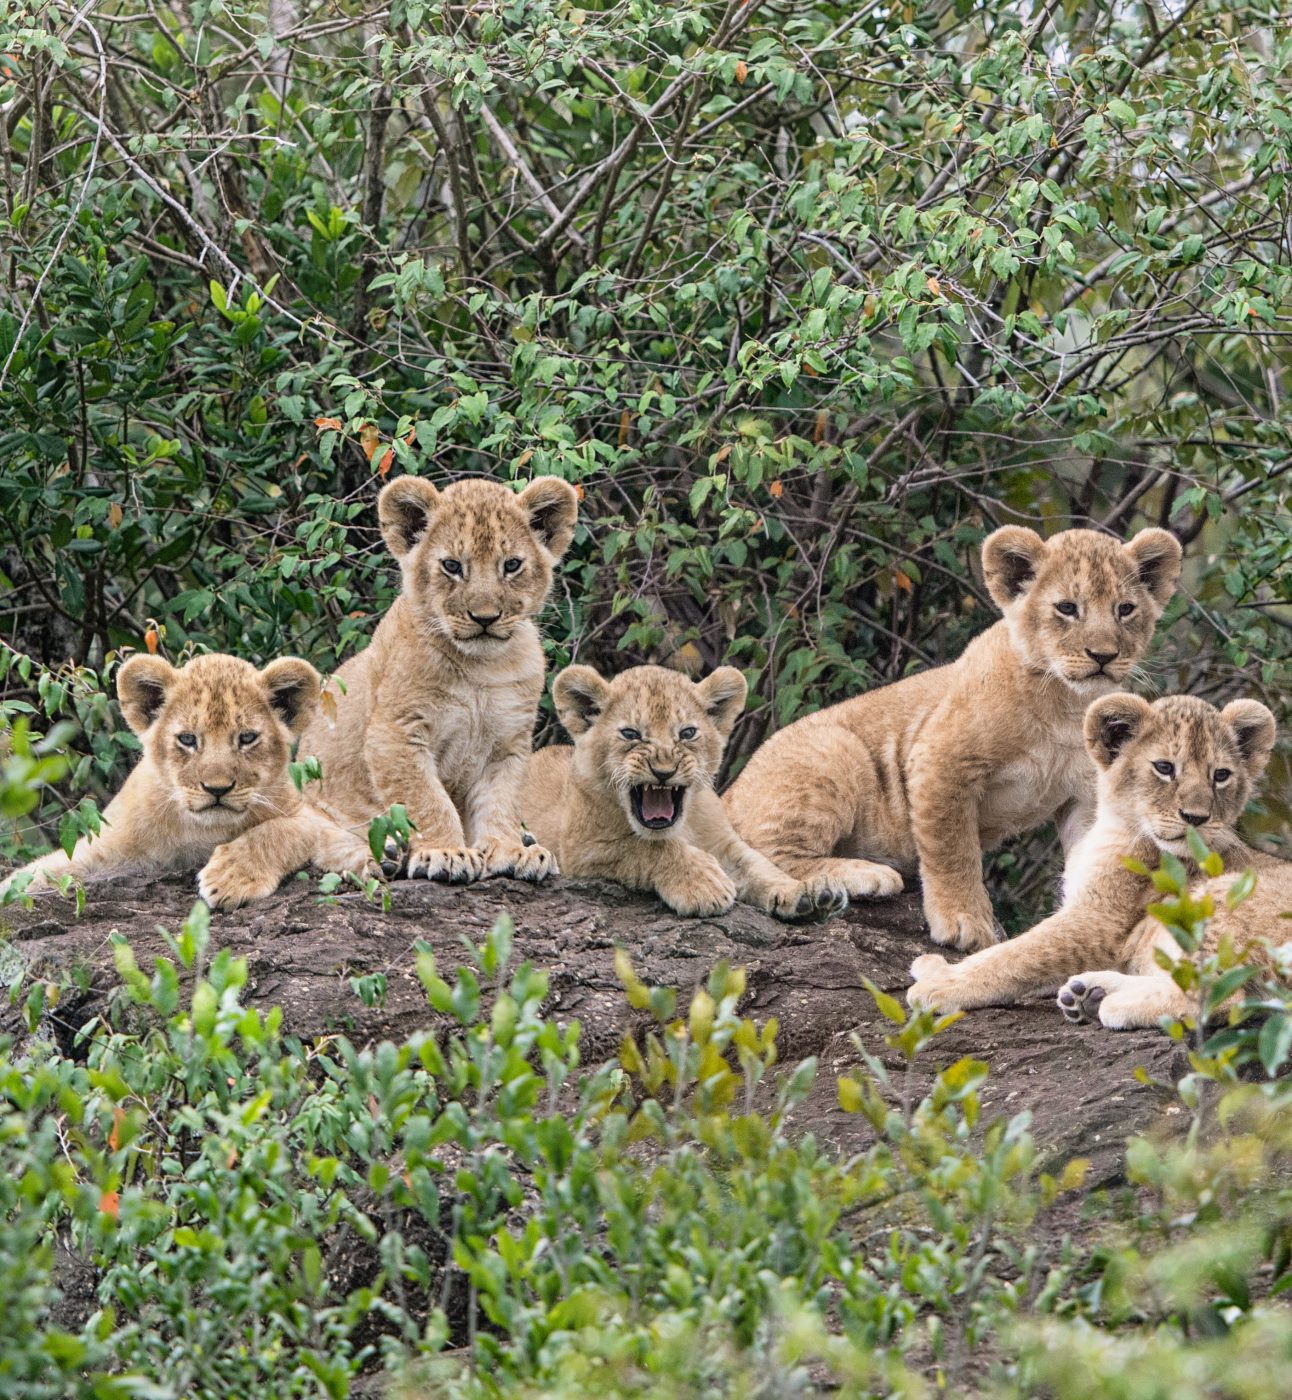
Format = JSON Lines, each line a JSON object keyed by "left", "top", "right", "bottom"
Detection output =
{"left": 314, "top": 417, "right": 343, "bottom": 432}
{"left": 227, "top": 1147, "right": 238, "bottom": 1169}
{"left": 927, "top": 276, "right": 942, "bottom": 296}
{"left": 735, "top": 59, "right": 748, "bottom": 84}
{"left": 575, "top": 483, "right": 585, "bottom": 502}
{"left": 99, "top": 1189, "right": 120, "bottom": 1220}
{"left": 359, "top": 423, "right": 381, "bottom": 461}
{"left": 713, "top": 443, "right": 733, "bottom": 465}
{"left": 320, "top": 689, "right": 338, "bottom": 724}
{"left": 895, "top": 569, "right": 914, "bottom": 593}
{"left": 377, "top": 447, "right": 394, "bottom": 478}
{"left": 144, "top": 627, "right": 159, "bottom": 656}
{"left": 108, "top": 1106, "right": 124, "bottom": 1151}
{"left": 768, "top": 479, "right": 783, "bottom": 498}
{"left": 403, "top": 426, "right": 416, "bottom": 445}
{"left": 516, "top": 447, "right": 534, "bottom": 470}
{"left": 814, "top": 409, "right": 827, "bottom": 443}
{"left": 107, "top": 501, "right": 123, "bottom": 529}
{"left": 618, "top": 409, "right": 631, "bottom": 447}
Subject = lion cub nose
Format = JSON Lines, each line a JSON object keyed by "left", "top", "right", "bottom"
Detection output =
{"left": 649, "top": 765, "right": 678, "bottom": 784}
{"left": 468, "top": 610, "right": 501, "bottom": 627}
{"left": 202, "top": 781, "right": 235, "bottom": 798}
{"left": 1085, "top": 648, "right": 1118, "bottom": 667}
{"left": 1179, "top": 808, "right": 1209, "bottom": 827}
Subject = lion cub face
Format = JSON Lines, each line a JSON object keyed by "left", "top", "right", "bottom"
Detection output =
{"left": 1084, "top": 692, "right": 1275, "bottom": 855}
{"left": 118, "top": 653, "right": 319, "bottom": 824}
{"left": 982, "top": 526, "right": 1182, "bottom": 691}
{"left": 552, "top": 664, "right": 747, "bottom": 839}
{"left": 377, "top": 475, "right": 578, "bottom": 655}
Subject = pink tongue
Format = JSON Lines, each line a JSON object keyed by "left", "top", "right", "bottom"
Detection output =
{"left": 641, "top": 786, "right": 676, "bottom": 822}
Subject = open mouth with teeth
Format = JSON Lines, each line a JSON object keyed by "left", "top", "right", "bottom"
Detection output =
{"left": 630, "top": 784, "right": 685, "bottom": 830}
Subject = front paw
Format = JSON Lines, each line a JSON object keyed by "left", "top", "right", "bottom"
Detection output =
{"left": 906, "top": 952, "right": 967, "bottom": 1012}
{"left": 766, "top": 876, "right": 849, "bottom": 924}
{"left": 923, "top": 891, "right": 1001, "bottom": 952}
{"left": 406, "top": 841, "right": 485, "bottom": 884}
{"left": 659, "top": 864, "right": 738, "bottom": 919}
{"left": 198, "top": 847, "right": 282, "bottom": 910}
{"left": 478, "top": 837, "right": 558, "bottom": 883}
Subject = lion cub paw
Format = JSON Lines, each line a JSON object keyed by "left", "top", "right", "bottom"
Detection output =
{"left": 906, "top": 953, "right": 966, "bottom": 1012}
{"left": 198, "top": 847, "right": 283, "bottom": 910}
{"left": 923, "top": 896, "right": 1001, "bottom": 953}
{"left": 658, "top": 861, "right": 738, "bottom": 919}
{"left": 478, "top": 838, "right": 558, "bottom": 884}
{"left": 765, "top": 876, "right": 849, "bottom": 924}
{"left": 406, "top": 842, "right": 485, "bottom": 885}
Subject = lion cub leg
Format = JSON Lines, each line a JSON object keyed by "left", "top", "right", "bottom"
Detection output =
{"left": 467, "top": 752, "right": 557, "bottom": 884}
{"left": 691, "top": 789, "right": 847, "bottom": 923}
{"left": 725, "top": 725, "right": 903, "bottom": 901}
{"left": 651, "top": 846, "right": 739, "bottom": 919}
{"left": 198, "top": 811, "right": 375, "bottom": 911}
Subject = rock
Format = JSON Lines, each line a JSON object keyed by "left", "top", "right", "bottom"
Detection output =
{"left": 0, "top": 874, "right": 1182, "bottom": 1186}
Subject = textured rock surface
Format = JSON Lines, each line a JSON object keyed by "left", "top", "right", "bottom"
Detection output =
{"left": 1, "top": 872, "right": 1183, "bottom": 1185}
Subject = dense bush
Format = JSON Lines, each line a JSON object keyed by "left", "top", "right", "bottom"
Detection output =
{"left": 0, "top": 1, "right": 1289, "bottom": 902}
{"left": 4, "top": 885, "right": 1292, "bottom": 1398}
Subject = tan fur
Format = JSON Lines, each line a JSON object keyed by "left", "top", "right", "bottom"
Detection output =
{"left": 517, "top": 664, "right": 848, "bottom": 921}
{"left": 2, "top": 654, "right": 373, "bottom": 910}
{"left": 725, "top": 526, "right": 1182, "bottom": 951}
{"left": 906, "top": 693, "right": 1290, "bottom": 1030}
{"left": 299, "top": 474, "right": 578, "bottom": 884}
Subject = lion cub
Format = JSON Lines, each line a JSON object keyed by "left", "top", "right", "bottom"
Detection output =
{"left": 907, "top": 692, "right": 1288, "bottom": 1029}
{"left": 2, "top": 654, "right": 373, "bottom": 910}
{"left": 299, "top": 474, "right": 578, "bottom": 885}
{"left": 518, "top": 664, "right": 847, "bottom": 921}
{"left": 725, "top": 525, "right": 1182, "bottom": 951}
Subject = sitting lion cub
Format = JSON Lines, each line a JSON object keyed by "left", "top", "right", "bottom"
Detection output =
{"left": 299, "top": 473, "right": 578, "bottom": 885}
{"left": 2, "top": 653, "right": 373, "bottom": 909}
{"left": 907, "top": 692, "right": 1289, "bottom": 1030}
{"left": 518, "top": 663, "right": 847, "bottom": 921}
{"left": 725, "top": 525, "right": 1182, "bottom": 951}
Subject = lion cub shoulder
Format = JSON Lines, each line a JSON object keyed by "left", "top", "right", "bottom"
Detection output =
{"left": 518, "top": 663, "right": 846, "bottom": 922}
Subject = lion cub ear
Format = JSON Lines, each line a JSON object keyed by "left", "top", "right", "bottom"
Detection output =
{"left": 519, "top": 477, "right": 579, "bottom": 560}
{"left": 695, "top": 667, "right": 747, "bottom": 738}
{"left": 981, "top": 526, "right": 1046, "bottom": 611}
{"left": 260, "top": 658, "right": 322, "bottom": 737}
{"left": 378, "top": 476, "right": 441, "bottom": 558}
{"left": 1122, "top": 527, "right": 1182, "bottom": 609}
{"left": 1084, "top": 692, "right": 1153, "bottom": 769}
{"left": 553, "top": 665, "right": 610, "bottom": 736}
{"left": 1220, "top": 699, "right": 1276, "bottom": 782}
{"left": 117, "top": 656, "right": 178, "bottom": 735}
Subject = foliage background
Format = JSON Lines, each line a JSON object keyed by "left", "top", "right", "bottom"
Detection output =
{"left": 1, "top": 0, "right": 1290, "bottom": 896}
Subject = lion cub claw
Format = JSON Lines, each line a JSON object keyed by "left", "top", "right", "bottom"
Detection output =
{"left": 657, "top": 861, "right": 738, "bottom": 919}
{"left": 765, "top": 877, "right": 848, "bottom": 924}
{"left": 406, "top": 842, "right": 485, "bottom": 884}
{"left": 479, "top": 837, "right": 558, "bottom": 883}
{"left": 924, "top": 895, "right": 1001, "bottom": 953}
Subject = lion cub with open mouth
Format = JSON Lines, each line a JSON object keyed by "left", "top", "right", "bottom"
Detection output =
{"left": 907, "top": 692, "right": 1289, "bottom": 1030}
{"left": 518, "top": 664, "right": 847, "bottom": 921}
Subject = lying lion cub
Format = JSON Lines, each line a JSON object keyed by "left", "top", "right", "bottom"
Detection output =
{"left": 518, "top": 663, "right": 847, "bottom": 921}
{"left": 725, "top": 524, "right": 1182, "bottom": 951}
{"left": 2, "top": 654, "right": 373, "bottom": 909}
{"left": 907, "top": 692, "right": 1289, "bottom": 1029}
{"left": 300, "top": 473, "right": 578, "bottom": 885}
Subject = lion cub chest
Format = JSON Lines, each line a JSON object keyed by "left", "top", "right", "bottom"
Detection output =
{"left": 979, "top": 733, "right": 1093, "bottom": 844}
{"left": 421, "top": 676, "right": 538, "bottom": 798}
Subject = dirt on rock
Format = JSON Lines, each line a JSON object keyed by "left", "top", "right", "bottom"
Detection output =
{"left": 1, "top": 872, "right": 1183, "bottom": 1189}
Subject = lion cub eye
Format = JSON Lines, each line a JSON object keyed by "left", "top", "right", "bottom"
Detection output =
{"left": 441, "top": 559, "right": 464, "bottom": 577}
{"left": 177, "top": 732, "right": 198, "bottom": 749}
{"left": 502, "top": 557, "right": 523, "bottom": 575}
{"left": 1151, "top": 760, "right": 1175, "bottom": 778}
{"left": 238, "top": 731, "right": 260, "bottom": 748}
{"left": 1117, "top": 602, "right": 1137, "bottom": 618}
{"left": 1054, "top": 601, "right": 1079, "bottom": 618}
{"left": 1213, "top": 767, "right": 1232, "bottom": 784}
{"left": 618, "top": 727, "right": 642, "bottom": 741}
{"left": 678, "top": 726, "right": 698, "bottom": 740}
